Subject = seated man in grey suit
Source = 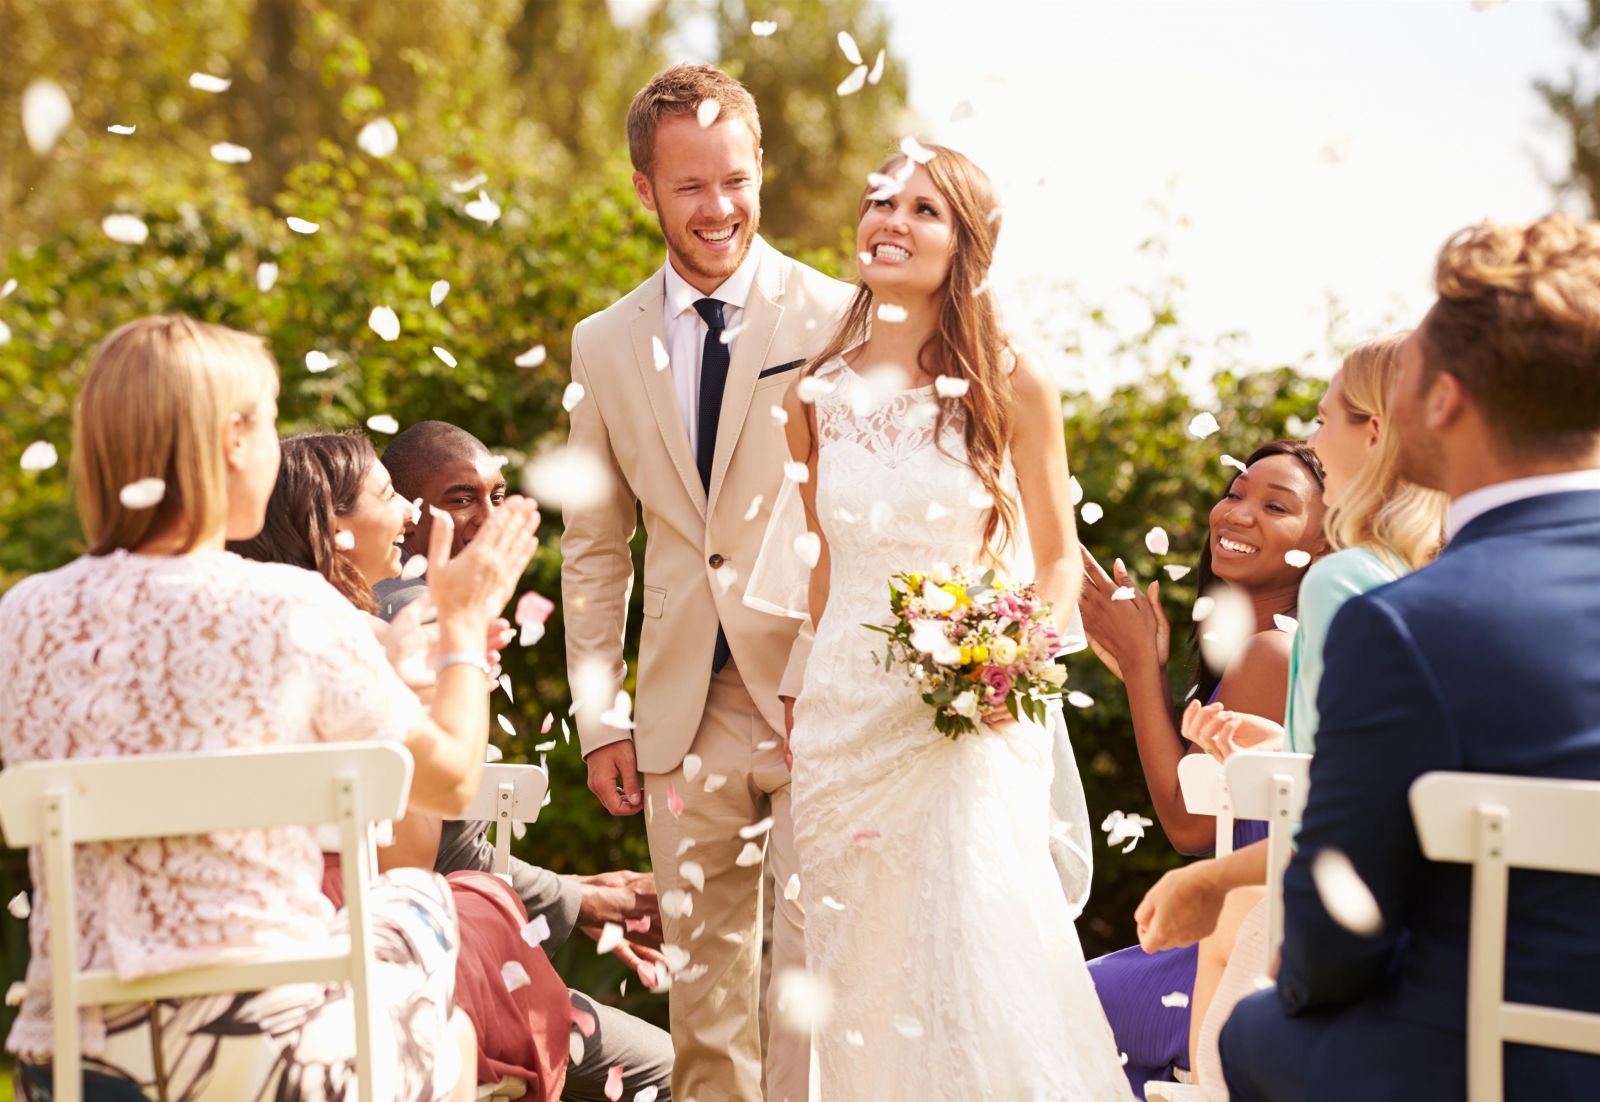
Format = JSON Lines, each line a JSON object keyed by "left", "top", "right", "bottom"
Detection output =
{"left": 376, "top": 420, "right": 671, "bottom": 1101}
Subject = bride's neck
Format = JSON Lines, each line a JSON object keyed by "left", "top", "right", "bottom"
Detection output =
{"left": 855, "top": 291, "right": 940, "bottom": 382}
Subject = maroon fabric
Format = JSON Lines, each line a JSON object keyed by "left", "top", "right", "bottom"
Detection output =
{"left": 321, "top": 857, "right": 569, "bottom": 1101}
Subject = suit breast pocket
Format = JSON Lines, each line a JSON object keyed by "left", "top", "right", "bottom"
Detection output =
{"left": 642, "top": 585, "right": 666, "bottom": 618}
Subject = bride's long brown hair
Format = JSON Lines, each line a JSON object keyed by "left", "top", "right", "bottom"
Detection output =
{"left": 807, "top": 144, "right": 1019, "bottom": 555}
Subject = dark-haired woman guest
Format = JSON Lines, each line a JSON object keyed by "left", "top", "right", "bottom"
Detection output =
{"left": 1076, "top": 439, "right": 1329, "bottom": 1099}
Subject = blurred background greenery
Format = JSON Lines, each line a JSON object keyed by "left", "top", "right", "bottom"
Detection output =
{"left": 3, "top": 0, "right": 1597, "bottom": 1069}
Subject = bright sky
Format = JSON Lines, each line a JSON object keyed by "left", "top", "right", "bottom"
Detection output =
{"left": 867, "top": 0, "right": 1585, "bottom": 389}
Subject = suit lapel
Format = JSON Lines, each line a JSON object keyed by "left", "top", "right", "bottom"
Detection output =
{"left": 708, "top": 250, "right": 785, "bottom": 510}
{"left": 628, "top": 272, "right": 707, "bottom": 519}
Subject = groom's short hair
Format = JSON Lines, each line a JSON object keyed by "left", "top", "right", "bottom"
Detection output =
{"left": 627, "top": 64, "right": 761, "bottom": 177}
{"left": 1423, "top": 213, "right": 1600, "bottom": 460}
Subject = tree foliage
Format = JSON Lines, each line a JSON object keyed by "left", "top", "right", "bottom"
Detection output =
{"left": 1537, "top": 0, "right": 1600, "bottom": 215}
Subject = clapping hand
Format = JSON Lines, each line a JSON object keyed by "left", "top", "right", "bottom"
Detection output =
{"left": 382, "top": 598, "right": 514, "bottom": 698}
{"left": 1181, "top": 700, "right": 1286, "bottom": 761}
{"left": 1077, "top": 547, "right": 1170, "bottom": 683}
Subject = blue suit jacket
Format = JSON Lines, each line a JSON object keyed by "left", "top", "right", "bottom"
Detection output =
{"left": 1274, "top": 489, "right": 1600, "bottom": 1094}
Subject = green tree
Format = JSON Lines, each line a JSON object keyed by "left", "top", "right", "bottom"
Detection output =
{"left": 1537, "top": 0, "right": 1600, "bottom": 215}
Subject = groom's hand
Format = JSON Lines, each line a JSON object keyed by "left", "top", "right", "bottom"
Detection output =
{"left": 586, "top": 741, "right": 643, "bottom": 816}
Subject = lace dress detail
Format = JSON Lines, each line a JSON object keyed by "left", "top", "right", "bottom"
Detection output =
{"left": 790, "top": 359, "right": 1134, "bottom": 1101}
{"left": 0, "top": 551, "right": 424, "bottom": 1062}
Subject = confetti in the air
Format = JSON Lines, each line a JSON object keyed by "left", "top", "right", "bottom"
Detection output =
{"left": 368, "top": 306, "right": 400, "bottom": 341}
{"left": 784, "top": 873, "right": 801, "bottom": 901}
{"left": 1101, "top": 809, "right": 1153, "bottom": 853}
{"left": 1274, "top": 614, "right": 1299, "bottom": 634}
{"left": 696, "top": 99, "right": 721, "bottom": 129}
{"left": 501, "top": 960, "right": 530, "bottom": 992}
{"left": 900, "top": 136, "right": 936, "bottom": 164}
{"left": 776, "top": 967, "right": 833, "bottom": 1033}
{"left": 1284, "top": 549, "right": 1312, "bottom": 568}
{"left": 356, "top": 117, "right": 398, "bottom": 158}
{"left": 256, "top": 262, "right": 278, "bottom": 292}
{"left": 450, "top": 173, "right": 487, "bottom": 194}
{"left": 515, "top": 343, "right": 547, "bottom": 368}
{"left": 523, "top": 445, "right": 614, "bottom": 511}
{"left": 7, "top": 892, "right": 30, "bottom": 919}
{"left": 1188, "top": 411, "right": 1221, "bottom": 439}
{"left": 596, "top": 922, "right": 624, "bottom": 955}
{"left": 650, "top": 334, "right": 670, "bottom": 371}
{"left": 1145, "top": 527, "right": 1170, "bottom": 555}
{"left": 464, "top": 190, "right": 501, "bottom": 225}
{"left": 118, "top": 478, "right": 166, "bottom": 510}
{"left": 21, "top": 80, "right": 72, "bottom": 156}
{"left": 868, "top": 49, "right": 886, "bottom": 85}
{"left": 304, "top": 350, "right": 334, "bottom": 373}
{"left": 188, "top": 72, "right": 231, "bottom": 93}
{"left": 0, "top": 278, "right": 15, "bottom": 299}
{"left": 604, "top": 1065, "right": 625, "bottom": 1102}
{"left": 1164, "top": 565, "right": 1191, "bottom": 581}
{"left": 837, "top": 30, "right": 864, "bottom": 64}
{"left": 751, "top": 19, "right": 778, "bottom": 36}
{"left": 770, "top": 405, "right": 789, "bottom": 426}
{"left": 601, "top": 690, "right": 636, "bottom": 731}
{"left": 682, "top": 753, "right": 702, "bottom": 782}
{"left": 1067, "top": 691, "right": 1094, "bottom": 708}
{"left": 739, "top": 816, "right": 775, "bottom": 840}
{"left": 1193, "top": 596, "right": 1216, "bottom": 622}
{"left": 1111, "top": 586, "right": 1137, "bottom": 602}
{"left": 20, "top": 442, "right": 58, "bottom": 472}
{"left": 102, "top": 214, "right": 149, "bottom": 244}
{"left": 4, "top": 982, "right": 24, "bottom": 1007}
{"left": 837, "top": 65, "right": 868, "bottom": 97}
{"left": 1221, "top": 455, "right": 1248, "bottom": 475}
{"left": 1311, "top": 847, "right": 1383, "bottom": 936}
{"left": 563, "top": 382, "right": 586, "bottom": 411}
{"left": 0, "top": 321, "right": 8, "bottom": 346}
{"left": 433, "top": 346, "right": 457, "bottom": 368}
{"left": 286, "top": 216, "right": 319, "bottom": 234}
{"left": 893, "top": 1015, "right": 925, "bottom": 1040}
{"left": 209, "top": 142, "right": 252, "bottom": 164}
{"left": 793, "top": 532, "right": 821, "bottom": 568}
{"left": 1080, "top": 502, "right": 1104, "bottom": 525}
{"left": 876, "top": 303, "right": 908, "bottom": 324}
{"left": 934, "top": 376, "right": 969, "bottom": 399}
{"left": 401, "top": 551, "right": 428, "bottom": 580}
{"left": 1161, "top": 991, "right": 1190, "bottom": 1008}
{"left": 430, "top": 280, "right": 449, "bottom": 307}
{"left": 679, "top": 861, "right": 706, "bottom": 892}
{"left": 796, "top": 374, "right": 835, "bottom": 402}
{"left": 783, "top": 460, "right": 809, "bottom": 483}
{"left": 366, "top": 413, "right": 400, "bottom": 434}
{"left": 107, "top": 124, "right": 136, "bottom": 136}
{"left": 1198, "top": 587, "right": 1257, "bottom": 673}
{"left": 735, "top": 842, "right": 763, "bottom": 867}
{"left": 333, "top": 530, "right": 356, "bottom": 551}
{"left": 666, "top": 782, "right": 685, "bottom": 818}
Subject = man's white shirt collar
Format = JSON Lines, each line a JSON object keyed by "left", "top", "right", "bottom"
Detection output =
{"left": 662, "top": 235, "right": 766, "bottom": 318}
{"left": 1446, "top": 468, "right": 1600, "bottom": 542}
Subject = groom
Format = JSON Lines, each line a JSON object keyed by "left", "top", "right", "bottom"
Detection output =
{"left": 561, "top": 64, "right": 851, "bottom": 1102}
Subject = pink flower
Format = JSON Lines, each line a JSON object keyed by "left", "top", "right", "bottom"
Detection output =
{"left": 980, "top": 665, "right": 1013, "bottom": 700}
{"left": 516, "top": 590, "right": 556, "bottom": 627}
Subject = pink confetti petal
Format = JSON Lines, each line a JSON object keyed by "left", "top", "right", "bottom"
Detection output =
{"left": 516, "top": 590, "right": 556, "bottom": 627}
{"left": 667, "top": 783, "right": 684, "bottom": 818}
{"left": 604, "top": 1065, "right": 624, "bottom": 1101}
{"left": 570, "top": 1004, "right": 597, "bottom": 1038}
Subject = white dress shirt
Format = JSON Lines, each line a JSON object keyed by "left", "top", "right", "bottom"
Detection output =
{"left": 1445, "top": 467, "right": 1600, "bottom": 542}
{"left": 661, "top": 236, "right": 768, "bottom": 454}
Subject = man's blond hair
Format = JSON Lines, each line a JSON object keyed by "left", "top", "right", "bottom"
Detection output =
{"left": 626, "top": 64, "right": 761, "bottom": 176}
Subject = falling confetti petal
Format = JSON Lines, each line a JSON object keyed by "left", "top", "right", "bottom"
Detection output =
{"left": 604, "top": 1066, "right": 625, "bottom": 1102}
{"left": 0, "top": 321, "right": 9, "bottom": 346}
{"left": 1221, "top": 455, "right": 1248, "bottom": 475}
{"left": 304, "top": 350, "right": 334, "bottom": 373}
{"left": 430, "top": 346, "right": 457, "bottom": 369}
{"left": 368, "top": 306, "right": 400, "bottom": 342}
{"left": 837, "top": 65, "right": 868, "bottom": 97}
{"left": 950, "top": 99, "right": 975, "bottom": 121}
{"left": 1193, "top": 596, "right": 1216, "bottom": 621}
{"left": 837, "top": 30, "right": 863, "bottom": 64}
{"left": 1101, "top": 809, "right": 1153, "bottom": 853}
{"left": 739, "top": 816, "right": 775, "bottom": 840}
{"left": 501, "top": 961, "right": 530, "bottom": 991}
{"left": 784, "top": 873, "right": 801, "bottom": 901}
{"left": 661, "top": 888, "right": 693, "bottom": 919}
{"left": 255, "top": 261, "right": 278, "bottom": 292}
{"left": 7, "top": 892, "right": 30, "bottom": 919}
{"left": 21, "top": 80, "right": 71, "bottom": 155}
{"left": 1274, "top": 613, "right": 1299, "bottom": 634}
{"left": 1069, "top": 475, "right": 1084, "bottom": 505}
{"left": 521, "top": 914, "right": 551, "bottom": 949}
{"left": 796, "top": 375, "right": 835, "bottom": 403}
{"left": 1145, "top": 527, "right": 1170, "bottom": 555}
{"left": 1164, "top": 565, "right": 1191, "bottom": 581}
{"left": 682, "top": 753, "right": 702, "bottom": 782}
{"left": 679, "top": 861, "right": 705, "bottom": 892}
{"left": 900, "top": 136, "right": 935, "bottom": 164}
{"left": 1111, "top": 586, "right": 1137, "bottom": 602}
{"left": 734, "top": 842, "right": 763, "bottom": 866}
{"left": 4, "top": 982, "right": 24, "bottom": 1007}
{"left": 1284, "top": 549, "right": 1312, "bottom": 568}
{"left": 634, "top": 1088, "right": 659, "bottom": 1102}
{"left": 601, "top": 689, "right": 636, "bottom": 730}
{"left": 1067, "top": 691, "right": 1094, "bottom": 708}
{"left": 1080, "top": 502, "right": 1104, "bottom": 525}
{"left": 286, "top": 216, "right": 319, "bottom": 234}
{"left": 1312, "top": 848, "right": 1383, "bottom": 935}
{"left": 118, "top": 478, "right": 166, "bottom": 510}
{"left": 696, "top": 99, "right": 721, "bottom": 128}
{"left": 666, "top": 783, "right": 684, "bottom": 818}
{"left": 563, "top": 382, "right": 586, "bottom": 411}
{"left": 867, "top": 49, "right": 886, "bottom": 84}
{"left": 596, "top": 922, "right": 624, "bottom": 954}
{"left": 743, "top": 494, "right": 764, "bottom": 521}
{"left": 366, "top": 414, "right": 400, "bottom": 434}
{"left": 188, "top": 72, "right": 231, "bottom": 93}
{"left": 783, "top": 460, "right": 809, "bottom": 483}
{"left": 793, "top": 531, "right": 821, "bottom": 568}
{"left": 20, "top": 441, "right": 58, "bottom": 472}
{"left": 1, "top": 278, "right": 15, "bottom": 299}
{"left": 333, "top": 530, "right": 355, "bottom": 551}
{"left": 102, "top": 214, "right": 149, "bottom": 244}
{"left": 876, "top": 303, "right": 908, "bottom": 324}
{"left": 1161, "top": 991, "right": 1190, "bottom": 1008}
{"left": 515, "top": 344, "right": 547, "bottom": 368}
{"left": 1188, "top": 411, "right": 1221, "bottom": 439}
{"left": 703, "top": 773, "right": 727, "bottom": 793}
{"left": 1198, "top": 587, "right": 1256, "bottom": 673}
{"left": 429, "top": 279, "right": 450, "bottom": 307}
{"left": 934, "top": 376, "right": 969, "bottom": 399}
{"left": 464, "top": 189, "right": 501, "bottom": 224}
{"left": 356, "top": 117, "right": 398, "bottom": 158}
{"left": 209, "top": 142, "right": 252, "bottom": 164}
{"left": 751, "top": 20, "right": 778, "bottom": 36}
{"left": 522, "top": 445, "right": 614, "bottom": 512}
{"left": 401, "top": 553, "right": 427, "bottom": 581}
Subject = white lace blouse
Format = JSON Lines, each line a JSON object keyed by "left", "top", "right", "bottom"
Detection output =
{"left": 0, "top": 550, "right": 424, "bottom": 1060}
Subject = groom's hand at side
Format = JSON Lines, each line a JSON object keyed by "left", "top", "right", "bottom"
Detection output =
{"left": 585, "top": 741, "right": 643, "bottom": 816}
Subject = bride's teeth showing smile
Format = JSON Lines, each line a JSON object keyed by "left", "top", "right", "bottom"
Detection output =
{"left": 873, "top": 242, "right": 911, "bottom": 263}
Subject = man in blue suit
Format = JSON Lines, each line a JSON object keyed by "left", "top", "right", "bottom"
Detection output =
{"left": 1216, "top": 215, "right": 1600, "bottom": 1100}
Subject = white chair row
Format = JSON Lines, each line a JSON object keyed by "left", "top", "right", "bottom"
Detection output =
{"left": 0, "top": 745, "right": 547, "bottom": 1102}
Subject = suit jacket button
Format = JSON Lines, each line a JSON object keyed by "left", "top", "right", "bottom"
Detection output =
{"left": 708, "top": 553, "right": 725, "bottom": 568}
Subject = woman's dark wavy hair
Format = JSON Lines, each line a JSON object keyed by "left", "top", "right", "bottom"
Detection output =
{"left": 228, "top": 431, "right": 377, "bottom": 613}
{"left": 1187, "top": 438, "right": 1326, "bottom": 705}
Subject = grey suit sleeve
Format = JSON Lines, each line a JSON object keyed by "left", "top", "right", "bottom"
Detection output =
{"left": 432, "top": 819, "right": 585, "bottom": 948}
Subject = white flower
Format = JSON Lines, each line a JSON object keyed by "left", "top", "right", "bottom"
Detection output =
{"left": 1040, "top": 665, "right": 1069, "bottom": 688}
{"left": 990, "top": 636, "right": 1019, "bottom": 664}
{"left": 951, "top": 691, "right": 979, "bottom": 718}
{"left": 356, "top": 118, "right": 398, "bottom": 158}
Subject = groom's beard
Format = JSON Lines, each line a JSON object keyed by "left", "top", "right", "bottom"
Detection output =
{"left": 659, "top": 208, "right": 760, "bottom": 287}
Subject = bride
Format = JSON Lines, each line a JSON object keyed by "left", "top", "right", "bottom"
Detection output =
{"left": 767, "top": 145, "right": 1134, "bottom": 1100}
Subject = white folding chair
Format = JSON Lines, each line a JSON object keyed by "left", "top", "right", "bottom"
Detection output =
{"left": 1178, "top": 752, "right": 1235, "bottom": 857}
{"left": 1224, "top": 751, "right": 1313, "bottom": 960}
{"left": 0, "top": 742, "right": 413, "bottom": 1102}
{"left": 1410, "top": 771, "right": 1600, "bottom": 1102}
{"left": 454, "top": 763, "right": 550, "bottom": 877}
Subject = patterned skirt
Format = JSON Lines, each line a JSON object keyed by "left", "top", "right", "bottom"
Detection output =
{"left": 16, "top": 868, "right": 462, "bottom": 1102}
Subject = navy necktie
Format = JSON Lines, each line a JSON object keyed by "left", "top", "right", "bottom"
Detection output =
{"left": 693, "top": 297, "right": 733, "bottom": 673}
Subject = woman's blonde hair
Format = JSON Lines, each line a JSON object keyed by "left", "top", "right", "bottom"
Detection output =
{"left": 808, "top": 144, "right": 1019, "bottom": 555}
{"left": 1323, "top": 333, "right": 1447, "bottom": 571}
{"left": 73, "top": 315, "right": 278, "bottom": 555}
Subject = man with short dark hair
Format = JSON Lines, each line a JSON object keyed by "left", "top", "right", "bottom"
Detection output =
{"left": 1219, "top": 214, "right": 1600, "bottom": 1100}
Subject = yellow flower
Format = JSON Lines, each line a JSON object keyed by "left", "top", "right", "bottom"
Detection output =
{"left": 959, "top": 645, "right": 973, "bottom": 665}
{"left": 943, "top": 582, "right": 971, "bottom": 608}
{"left": 971, "top": 644, "right": 990, "bottom": 664}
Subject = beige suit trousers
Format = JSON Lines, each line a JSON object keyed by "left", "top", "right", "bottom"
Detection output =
{"left": 642, "top": 661, "right": 809, "bottom": 1102}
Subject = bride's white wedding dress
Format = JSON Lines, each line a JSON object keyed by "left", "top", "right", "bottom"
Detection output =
{"left": 776, "top": 358, "right": 1135, "bottom": 1101}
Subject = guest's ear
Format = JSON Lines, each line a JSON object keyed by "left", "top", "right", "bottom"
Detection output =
{"left": 633, "top": 170, "right": 657, "bottom": 212}
{"left": 222, "top": 411, "right": 248, "bottom": 471}
{"left": 1365, "top": 414, "right": 1382, "bottom": 448}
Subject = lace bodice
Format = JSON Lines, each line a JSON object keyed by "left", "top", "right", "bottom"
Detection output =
{"left": 0, "top": 551, "right": 423, "bottom": 1060}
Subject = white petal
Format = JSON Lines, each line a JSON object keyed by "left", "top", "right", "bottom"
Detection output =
{"left": 7, "top": 891, "right": 30, "bottom": 919}
{"left": 1284, "top": 549, "right": 1312, "bottom": 568}
{"left": 776, "top": 967, "right": 832, "bottom": 1033}
{"left": 1145, "top": 526, "right": 1170, "bottom": 555}
{"left": 715, "top": 563, "right": 739, "bottom": 592}
{"left": 900, "top": 136, "right": 935, "bottom": 164}
{"left": 743, "top": 494, "right": 764, "bottom": 521}
{"left": 682, "top": 753, "right": 702, "bottom": 783}
{"left": 1273, "top": 613, "right": 1299, "bottom": 634}
{"left": 107, "top": 123, "right": 136, "bottom": 136}
{"left": 1163, "top": 565, "right": 1191, "bottom": 581}
{"left": 450, "top": 172, "right": 487, "bottom": 194}
{"left": 102, "top": 214, "right": 149, "bottom": 244}
{"left": 867, "top": 49, "right": 886, "bottom": 85}
{"left": 875, "top": 303, "right": 907, "bottom": 324}
{"left": 188, "top": 72, "right": 232, "bottom": 93}
{"left": 1311, "top": 848, "right": 1383, "bottom": 936}
{"left": 651, "top": 334, "right": 670, "bottom": 371}
{"left": 770, "top": 404, "right": 789, "bottom": 426}
{"left": 333, "top": 530, "right": 356, "bottom": 551}
{"left": 950, "top": 99, "right": 976, "bottom": 121}
{"left": 837, "top": 30, "right": 863, "bottom": 65}
{"left": 401, "top": 554, "right": 429, "bottom": 581}
{"left": 793, "top": 532, "right": 821, "bottom": 568}
{"left": 522, "top": 445, "right": 615, "bottom": 512}
{"left": 1221, "top": 454, "right": 1249, "bottom": 475}
{"left": 783, "top": 460, "right": 809, "bottom": 483}
{"left": 735, "top": 841, "right": 764, "bottom": 867}
{"left": 520, "top": 914, "right": 551, "bottom": 949}
{"left": 515, "top": 343, "right": 547, "bottom": 368}
{"left": 796, "top": 374, "right": 835, "bottom": 403}
{"left": 679, "top": 861, "right": 705, "bottom": 892}
{"left": 368, "top": 305, "right": 400, "bottom": 341}
{"left": 1080, "top": 502, "right": 1103, "bottom": 525}
{"left": 4, "top": 981, "right": 24, "bottom": 1007}
{"left": 304, "top": 350, "right": 334, "bottom": 373}
{"left": 1198, "top": 587, "right": 1257, "bottom": 673}
{"left": 464, "top": 189, "right": 501, "bottom": 224}
{"left": 696, "top": 99, "right": 721, "bottom": 129}
{"left": 1067, "top": 691, "right": 1094, "bottom": 709}
{"left": 432, "top": 346, "right": 457, "bottom": 368}
{"left": 0, "top": 278, "right": 16, "bottom": 299}
{"left": 255, "top": 261, "right": 278, "bottom": 292}
{"left": 1069, "top": 475, "right": 1084, "bottom": 505}
{"left": 1188, "top": 411, "right": 1221, "bottom": 439}
{"left": 934, "top": 376, "right": 968, "bottom": 398}
{"left": 892, "top": 1015, "right": 924, "bottom": 1039}
{"left": 209, "top": 141, "right": 252, "bottom": 164}
{"left": 750, "top": 20, "right": 778, "bottom": 36}
{"left": 562, "top": 382, "right": 586, "bottom": 411}
{"left": 356, "top": 117, "right": 398, "bottom": 158}
{"left": 703, "top": 773, "right": 727, "bottom": 793}
{"left": 20, "top": 441, "right": 58, "bottom": 472}
{"left": 1111, "top": 586, "right": 1137, "bottom": 602}
{"left": 0, "top": 320, "right": 9, "bottom": 346}
{"left": 784, "top": 873, "right": 801, "bottom": 901}
{"left": 1192, "top": 595, "right": 1216, "bottom": 622}
{"left": 836, "top": 65, "right": 868, "bottom": 97}
{"left": 366, "top": 413, "right": 400, "bottom": 434}
{"left": 1161, "top": 991, "right": 1190, "bottom": 1008}
{"left": 430, "top": 279, "right": 449, "bottom": 307}
{"left": 501, "top": 960, "right": 530, "bottom": 991}
{"left": 739, "top": 816, "right": 775, "bottom": 840}
{"left": 118, "top": 478, "right": 166, "bottom": 510}
{"left": 22, "top": 80, "right": 72, "bottom": 155}
{"left": 866, "top": 171, "right": 903, "bottom": 201}
{"left": 286, "top": 216, "right": 319, "bottom": 234}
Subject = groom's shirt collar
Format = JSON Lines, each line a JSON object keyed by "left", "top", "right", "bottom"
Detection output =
{"left": 662, "top": 234, "right": 767, "bottom": 320}
{"left": 1446, "top": 468, "right": 1600, "bottom": 543}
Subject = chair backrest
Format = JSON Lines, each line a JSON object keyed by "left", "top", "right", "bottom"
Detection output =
{"left": 1178, "top": 752, "right": 1234, "bottom": 857}
{"left": 453, "top": 763, "right": 550, "bottom": 875}
{"left": 1224, "top": 751, "right": 1313, "bottom": 959}
{"left": 0, "top": 742, "right": 413, "bottom": 1102}
{"left": 1410, "top": 771, "right": 1600, "bottom": 1102}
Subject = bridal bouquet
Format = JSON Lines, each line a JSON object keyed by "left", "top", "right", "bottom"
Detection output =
{"left": 865, "top": 565, "right": 1068, "bottom": 737}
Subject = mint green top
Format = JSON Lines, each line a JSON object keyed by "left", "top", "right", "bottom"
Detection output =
{"left": 1284, "top": 546, "right": 1402, "bottom": 755}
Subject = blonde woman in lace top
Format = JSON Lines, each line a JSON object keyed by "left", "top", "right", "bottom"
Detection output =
{"left": 0, "top": 316, "right": 540, "bottom": 1102}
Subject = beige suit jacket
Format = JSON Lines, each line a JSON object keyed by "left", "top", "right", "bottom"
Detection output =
{"left": 561, "top": 242, "right": 852, "bottom": 773}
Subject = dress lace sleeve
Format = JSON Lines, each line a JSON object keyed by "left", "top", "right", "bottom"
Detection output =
{"left": 291, "top": 582, "right": 425, "bottom": 744}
